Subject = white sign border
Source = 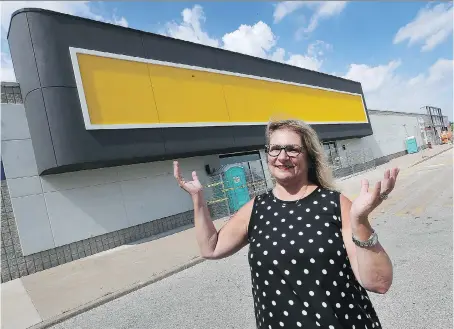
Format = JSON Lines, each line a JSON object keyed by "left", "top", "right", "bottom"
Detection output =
{"left": 69, "top": 47, "right": 369, "bottom": 130}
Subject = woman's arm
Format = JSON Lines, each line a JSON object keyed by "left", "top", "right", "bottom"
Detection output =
{"left": 192, "top": 192, "right": 253, "bottom": 260}
{"left": 174, "top": 161, "right": 252, "bottom": 260}
{"left": 340, "top": 167, "right": 399, "bottom": 294}
{"left": 341, "top": 194, "right": 393, "bottom": 294}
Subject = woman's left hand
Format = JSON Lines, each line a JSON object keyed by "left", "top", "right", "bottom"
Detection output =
{"left": 350, "top": 168, "right": 400, "bottom": 224}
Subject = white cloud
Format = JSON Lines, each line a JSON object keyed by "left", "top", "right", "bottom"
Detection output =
{"left": 222, "top": 21, "right": 276, "bottom": 58}
{"left": 344, "top": 58, "right": 453, "bottom": 120}
{"left": 269, "top": 46, "right": 322, "bottom": 71}
{"left": 269, "top": 47, "right": 286, "bottom": 62}
{"left": 165, "top": 5, "right": 219, "bottom": 47}
{"left": 273, "top": 1, "right": 347, "bottom": 36}
{"left": 271, "top": 40, "right": 331, "bottom": 71}
{"left": 393, "top": 3, "right": 453, "bottom": 52}
{"left": 164, "top": 5, "right": 329, "bottom": 72}
{"left": 427, "top": 58, "right": 453, "bottom": 83}
{"left": 285, "top": 54, "right": 322, "bottom": 71}
{"left": 0, "top": 1, "right": 129, "bottom": 82}
{"left": 111, "top": 15, "right": 129, "bottom": 28}
{"left": 273, "top": 1, "right": 306, "bottom": 23}
{"left": 307, "top": 40, "right": 332, "bottom": 57}
{"left": 302, "top": 1, "right": 347, "bottom": 35}
{"left": 344, "top": 60, "right": 402, "bottom": 93}
{"left": 269, "top": 47, "right": 321, "bottom": 71}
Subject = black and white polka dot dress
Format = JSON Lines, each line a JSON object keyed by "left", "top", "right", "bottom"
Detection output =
{"left": 247, "top": 187, "right": 382, "bottom": 329}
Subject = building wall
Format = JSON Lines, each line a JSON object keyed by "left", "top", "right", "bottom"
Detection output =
{"left": 0, "top": 103, "right": 440, "bottom": 283}
{"left": 8, "top": 8, "right": 372, "bottom": 175}
{"left": 1, "top": 175, "right": 198, "bottom": 283}
{"left": 1, "top": 103, "right": 221, "bottom": 282}
{"left": 334, "top": 111, "right": 425, "bottom": 168}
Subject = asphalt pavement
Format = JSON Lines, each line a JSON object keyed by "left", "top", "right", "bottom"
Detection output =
{"left": 51, "top": 150, "right": 453, "bottom": 329}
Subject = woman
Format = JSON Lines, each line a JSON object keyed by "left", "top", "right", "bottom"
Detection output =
{"left": 173, "top": 119, "right": 399, "bottom": 329}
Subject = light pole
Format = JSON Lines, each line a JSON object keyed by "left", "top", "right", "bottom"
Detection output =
{"left": 403, "top": 124, "right": 409, "bottom": 137}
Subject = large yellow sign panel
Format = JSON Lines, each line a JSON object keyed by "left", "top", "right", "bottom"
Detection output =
{"left": 70, "top": 48, "right": 368, "bottom": 130}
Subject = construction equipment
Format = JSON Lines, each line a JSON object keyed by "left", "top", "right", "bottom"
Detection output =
{"left": 441, "top": 131, "right": 452, "bottom": 144}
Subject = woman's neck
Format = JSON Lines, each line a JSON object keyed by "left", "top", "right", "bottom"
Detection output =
{"left": 273, "top": 177, "right": 316, "bottom": 201}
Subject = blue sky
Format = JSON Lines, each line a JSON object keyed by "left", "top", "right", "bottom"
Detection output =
{"left": 1, "top": 1, "right": 453, "bottom": 119}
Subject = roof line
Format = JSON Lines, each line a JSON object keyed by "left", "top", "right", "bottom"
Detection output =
{"left": 368, "top": 108, "right": 448, "bottom": 118}
{"left": 7, "top": 7, "right": 362, "bottom": 86}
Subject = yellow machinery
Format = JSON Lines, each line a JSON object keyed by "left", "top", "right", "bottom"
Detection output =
{"left": 441, "top": 131, "right": 452, "bottom": 144}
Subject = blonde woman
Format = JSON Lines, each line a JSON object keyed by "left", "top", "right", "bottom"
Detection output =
{"left": 174, "top": 119, "right": 399, "bottom": 329}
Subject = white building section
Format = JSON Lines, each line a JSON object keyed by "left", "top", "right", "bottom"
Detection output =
{"left": 1, "top": 103, "right": 219, "bottom": 256}
{"left": 334, "top": 110, "right": 426, "bottom": 167}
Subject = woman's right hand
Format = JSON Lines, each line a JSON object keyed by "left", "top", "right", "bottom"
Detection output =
{"left": 173, "top": 161, "right": 203, "bottom": 196}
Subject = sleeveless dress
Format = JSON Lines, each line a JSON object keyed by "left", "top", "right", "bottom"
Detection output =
{"left": 247, "top": 187, "right": 382, "bottom": 329}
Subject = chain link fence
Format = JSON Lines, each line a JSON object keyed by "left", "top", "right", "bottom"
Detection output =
{"left": 204, "top": 147, "right": 376, "bottom": 219}
{"left": 328, "top": 148, "right": 376, "bottom": 179}
{"left": 1, "top": 82, "right": 23, "bottom": 104}
{"left": 206, "top": 165, "right": 269, "bottom": 221}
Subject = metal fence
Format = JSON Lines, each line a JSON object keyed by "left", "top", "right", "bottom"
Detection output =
{"left": 204, "top": 147, "right": 376, "bottom": 219}
{"left": 328, "top": 147, "right": 376, "bottom": 179}
{"left": 1, "top": 82, "right": 23, "bottom": 104}
{"left": 205, "top": 168, "right": 269, "bottom": 220}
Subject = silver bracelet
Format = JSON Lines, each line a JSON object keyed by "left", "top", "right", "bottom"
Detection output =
{"left": 352, "top": 229, "right": 378, "bottom": 248}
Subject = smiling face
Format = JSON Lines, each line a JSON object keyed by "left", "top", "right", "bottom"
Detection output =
{"left": 267, "top": 128, "right": 309, "bottom": 184}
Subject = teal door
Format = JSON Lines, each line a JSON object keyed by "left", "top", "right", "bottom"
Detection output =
{"left": 224, "top": 166, "right": 250, "bottom": 212}
{"left": 406, "top": 137, "right": 418, "bottom": 154}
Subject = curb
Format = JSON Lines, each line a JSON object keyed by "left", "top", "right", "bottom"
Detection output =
{"left": 28, "top": 257, "right": 206, "bottom": 329}
{"left": 409, "top": 146, "right": 452, "bottom": 168}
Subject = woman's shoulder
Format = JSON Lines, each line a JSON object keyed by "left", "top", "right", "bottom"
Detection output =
{"left": 256, "top": 188, "right": 273, "bottom": 199}
{"left": 253, "top": 189, "right": 274, "bottom": 205}
{"left": 317, "top": 185, "right": 341, "bottom": 197}
{"left": 316, "top": 186, "right": 353, "bottom": 209}
{"left": 315, "top": 186, "right": 348, "bottom": 205}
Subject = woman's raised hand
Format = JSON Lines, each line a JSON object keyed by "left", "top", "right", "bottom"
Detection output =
{"left": 350, "top": 168, "right": 400, "bottom": 223}
{"left": 173, "top": 161, "right": 203, "bottom": 196}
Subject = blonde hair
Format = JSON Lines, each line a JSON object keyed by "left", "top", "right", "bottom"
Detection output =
{"left": 265, "top": 119, "right": 337, "bottom": 190}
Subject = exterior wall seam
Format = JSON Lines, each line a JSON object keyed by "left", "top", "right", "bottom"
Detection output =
{"left": 139, "top": 32, "right": 169, "bottom": 155}
{"left": 24, "top": 12, "right": 58, "bottom": 167}
{"left": 38, "top": 177, "right": 57, "bottom": 251}
{"left": 117, "top": 176, "right": 133, "bottom": 228}
{"left": 23, "top": 86, "right": 78, "bottom": 103}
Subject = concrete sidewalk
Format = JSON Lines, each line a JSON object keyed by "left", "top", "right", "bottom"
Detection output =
{"left": 1, "top": 144, "right": 452, "bottom": 329}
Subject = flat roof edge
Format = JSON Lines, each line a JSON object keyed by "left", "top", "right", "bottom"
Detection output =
{"left": 7, "top": 7, "right": 362, "bottom": 87}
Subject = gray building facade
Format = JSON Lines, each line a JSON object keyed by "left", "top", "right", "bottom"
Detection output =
{"left": 8, "top": 8, "right": 372, "bottom": 176}
{"left": 1, "top": 8, "right": 377, "bottom": 283}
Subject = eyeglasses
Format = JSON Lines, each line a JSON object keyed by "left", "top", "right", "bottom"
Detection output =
{"left": 265, "top": 144, "right": 303, "bottom": 157}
